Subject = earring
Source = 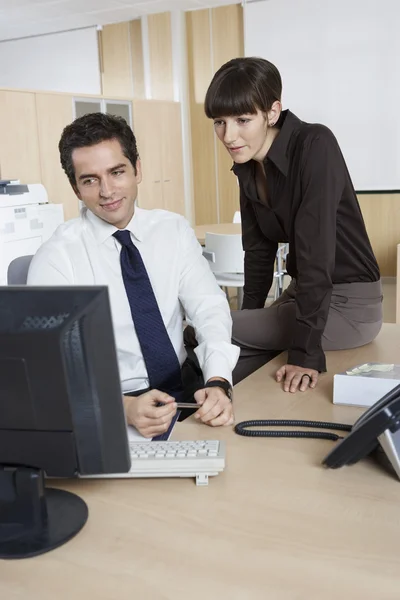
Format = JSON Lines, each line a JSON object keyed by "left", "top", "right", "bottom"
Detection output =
{"left": 269, "top": 121, "right": 275, "bottom": 127}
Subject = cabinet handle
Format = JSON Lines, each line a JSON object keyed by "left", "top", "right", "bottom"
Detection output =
{"left": 164, "top": 179, "right": 171, "bottom": 182}
{"left": 154, "top": 180, "right": 161, "bottom": 183}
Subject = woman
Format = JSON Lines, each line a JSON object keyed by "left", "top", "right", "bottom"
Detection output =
{"left": 204, "top": 57, "right": 382, "bottom": 393}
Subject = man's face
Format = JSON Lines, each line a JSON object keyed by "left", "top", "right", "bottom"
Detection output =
{"left": 72, "top": 138, "right": 142, "bottom": 229}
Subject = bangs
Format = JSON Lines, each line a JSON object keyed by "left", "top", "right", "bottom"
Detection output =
{"left": 204, "top": 71, "right": 260, "bottom": 119}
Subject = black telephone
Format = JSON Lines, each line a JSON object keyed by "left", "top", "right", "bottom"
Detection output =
{"left": 234, "top": 383, "right": 400, "bottom": 479}
{"left": 322, "top": 383, "right": 400, "bottom": 477}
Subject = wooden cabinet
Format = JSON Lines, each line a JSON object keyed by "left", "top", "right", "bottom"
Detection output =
{"left": 99, "top": 23, "right": 133, "bottom": 98}
{"left": 147, "top": 13, "right": 174, "bottom": 101}
{"left": 186, "top": 5, "right": 243, "bottom": 225}
{"left": 133, "top": 100, "right": 185, "bottom": 215}
{"left": 0, "top": 90, "right": 41, "bottom": 183}
{"left": 358, "top": 193, "right": 400, "bottom": 276}
{"left": 397, "top": 244, "right": 400, "bottom": 324}
{"left": 35, "top": 93, "right": 78, "bottom": 221}
{"left": 160, "top": 102, "right": 185, "bottom": 215}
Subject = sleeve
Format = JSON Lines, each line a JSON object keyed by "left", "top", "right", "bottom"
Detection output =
{"left": 27, "top": 242, "right": 74, "bottom": 285}
{"left": 240, "top": 185, "right": 278, "bottom": 309}
{"left": 287, "top": 129, "right": 345, "bottom": 372}
{"left": 177, "top": 218, "right": 240, "bottom": 385}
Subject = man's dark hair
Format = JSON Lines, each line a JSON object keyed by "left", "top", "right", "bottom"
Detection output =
{"left": 205, "top": 57, "right": 282, "bottom": 119}
{"left": 59, "top": 112, "right": 139, "bottom": 187}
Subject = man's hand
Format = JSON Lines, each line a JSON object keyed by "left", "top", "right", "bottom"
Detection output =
{"left": 275, "top": 364, "right": 319, "bottom": 393}
{"left": 194, "top": 381, "right": 234, "bottom": 427}
{"left": 123, "top": 390, "right": 177, "bottom": 438}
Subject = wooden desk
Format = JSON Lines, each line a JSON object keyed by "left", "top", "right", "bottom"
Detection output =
{"left": 194, "top": 222, "right": 241, "bottom": 245}
{"left": 2, "top": 324, "right": 400, "bottom": 600}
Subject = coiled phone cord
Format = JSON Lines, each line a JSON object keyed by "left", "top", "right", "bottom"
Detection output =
{"left": 234, "top": 419, "right": 352, "bottom": 441}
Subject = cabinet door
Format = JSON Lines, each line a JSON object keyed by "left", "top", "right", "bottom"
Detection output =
{"left": 0, "top": 90, "right": 41, "bottom": 183}
{"left": 132, "top": 100, "right": 163, "bottom": 210}
{"left": 100, "top": 23, "right": 133, "bottom": 98}
{"left": 161, "top": 102, "right": 185, "bottom": 215}
{"left": 105, "top": 101, "right": 132, "bottom": 127}
{"left": 74, "top": 99, "right": 102, "bottom": 118}
{"left": 36, "top": 93, "right": 78, "bottom": 221}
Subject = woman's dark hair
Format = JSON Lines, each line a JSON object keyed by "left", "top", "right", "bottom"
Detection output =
{"left": 204, "top": 57, "right": 282, "bottom": 119}
{"left": 59, "top": 112, "right": 139, "bottom": 187}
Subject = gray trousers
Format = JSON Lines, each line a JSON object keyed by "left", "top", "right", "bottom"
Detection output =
{"left": 231, "top": 279, "right": 383, "bottom": 385}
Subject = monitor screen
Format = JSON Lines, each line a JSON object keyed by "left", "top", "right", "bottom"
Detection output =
{"left": 0, "top": 286, "right": 131, "bottom": 558}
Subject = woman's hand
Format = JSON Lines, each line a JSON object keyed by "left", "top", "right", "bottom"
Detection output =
{"left": 275, "top": 364, "right": 319, "bottom": 393}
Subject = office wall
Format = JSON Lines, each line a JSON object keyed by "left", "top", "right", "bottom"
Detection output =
{"left": 244, "top": 0, "right": 400, "bottom": 275}
{"left": 0, "top": 28, "right": 101, "bottom": 94}
{"left": 245, "top": 0, "right": 400, "bottom": 191}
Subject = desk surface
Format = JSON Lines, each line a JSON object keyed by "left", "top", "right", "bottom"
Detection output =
{"left": 2, "top": 324, "right": 400, "bottom": 600}
{"left": 194, "top": 222, "right": 241, "bottom": 244}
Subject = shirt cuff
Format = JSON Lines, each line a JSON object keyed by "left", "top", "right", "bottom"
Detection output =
{"left": 194, "top": 343, "right": 240, "bottom": 385}
{"left": 287, "top": 347, "right": 327, "bottom": 373}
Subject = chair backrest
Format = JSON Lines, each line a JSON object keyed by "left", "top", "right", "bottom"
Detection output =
{"left": 233, "top": 211, "right": 241, "bottom": 224}
{"left": 203, "top": 233, "right": 244, "bottom": 274}
{"left": 7, "top": 255, "right": 34, "bottom": 285}
{"left": 275, "top": 243, "right": 289, "bottom": 274}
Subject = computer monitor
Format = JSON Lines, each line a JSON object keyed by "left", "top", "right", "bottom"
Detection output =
{"left": 0, "top": 286, "right": 131, "bottom": 559}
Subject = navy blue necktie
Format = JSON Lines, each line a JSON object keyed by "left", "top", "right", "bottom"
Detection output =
{"left": 113, "top": 229, "right": 183, "bottom": 395}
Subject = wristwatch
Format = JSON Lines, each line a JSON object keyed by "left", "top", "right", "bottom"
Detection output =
{"left": 204, "top": 379, "right": 233, "bottom": 401}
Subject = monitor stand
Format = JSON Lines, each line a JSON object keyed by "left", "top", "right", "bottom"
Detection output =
{"left": 0, "top": 465, "right": 88, "bottom": 559}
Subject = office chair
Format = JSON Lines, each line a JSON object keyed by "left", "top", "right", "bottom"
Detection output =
{"left": 7, "top": 255, "right": 34, "bottom": 285}
{"left": 233, "top": 211, "right": 241, "bottom": 223}
{"left": 273, "top": 243, "right": 289, "bottom": 300}
{"left": 203, "top": 233, "right": 244, "bottom": 309}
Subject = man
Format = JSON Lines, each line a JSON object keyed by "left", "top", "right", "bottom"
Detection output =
{"left": 28, "top": 112, "right": 239, "bottom": 437}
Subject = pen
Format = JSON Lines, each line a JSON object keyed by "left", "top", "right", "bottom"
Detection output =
{"left": 155, "top": 401, "right": 199, "bottom": 409}
{"left": 176, "top": 402, "right": 199, "bottom": 409}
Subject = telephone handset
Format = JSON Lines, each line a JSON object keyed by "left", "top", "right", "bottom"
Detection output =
{"left": 322, "top": 383, "right": 400, "bottom": 477}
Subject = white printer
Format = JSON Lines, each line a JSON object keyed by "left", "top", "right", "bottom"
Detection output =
{"left": 0, "top": 181, "right": 64, "bottom": 285}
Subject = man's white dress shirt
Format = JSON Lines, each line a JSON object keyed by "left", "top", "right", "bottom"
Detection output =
{"left": 27, "top": 207, "right": 239, "bottom": 393}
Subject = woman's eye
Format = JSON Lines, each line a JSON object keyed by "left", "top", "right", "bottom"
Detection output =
{"left": 213, "top": 120, "right": 224, "bottom": 127}
{"left": 238, "top": 118, "right": 250, "bottom": 124}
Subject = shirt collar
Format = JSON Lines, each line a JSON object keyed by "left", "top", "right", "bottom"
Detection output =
{"left": 84, "top": 204, "right": 147, "bottom": 245}
{"left": 232, "top": 109, "right": 302, "bottom": 178}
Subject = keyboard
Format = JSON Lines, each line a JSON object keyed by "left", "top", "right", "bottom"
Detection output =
{"left": 82, "top": 440, "right": 225, "bottom": 486}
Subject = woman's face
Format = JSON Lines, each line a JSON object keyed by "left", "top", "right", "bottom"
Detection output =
{"left": 213, "top": 110, "right": 270, "bottom": 163}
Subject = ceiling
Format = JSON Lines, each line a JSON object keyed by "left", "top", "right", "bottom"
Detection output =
{"left": 0, "top": 0, "right": 241, "bottom": 42}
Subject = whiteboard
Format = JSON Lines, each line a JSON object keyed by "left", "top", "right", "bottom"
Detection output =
{"left": 244, "top": 0, "right": 400, "bottom": 190}
{"left": 0, "top": 27, "right": 101, "bottom": 95}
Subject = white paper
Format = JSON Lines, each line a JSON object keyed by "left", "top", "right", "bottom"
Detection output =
{"left": 127, "top": 425, "right": 151, "bottom": 443}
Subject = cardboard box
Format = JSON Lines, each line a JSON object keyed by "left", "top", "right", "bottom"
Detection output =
{"left": 333, "top": 363, "right": 400, "bottom": 407}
